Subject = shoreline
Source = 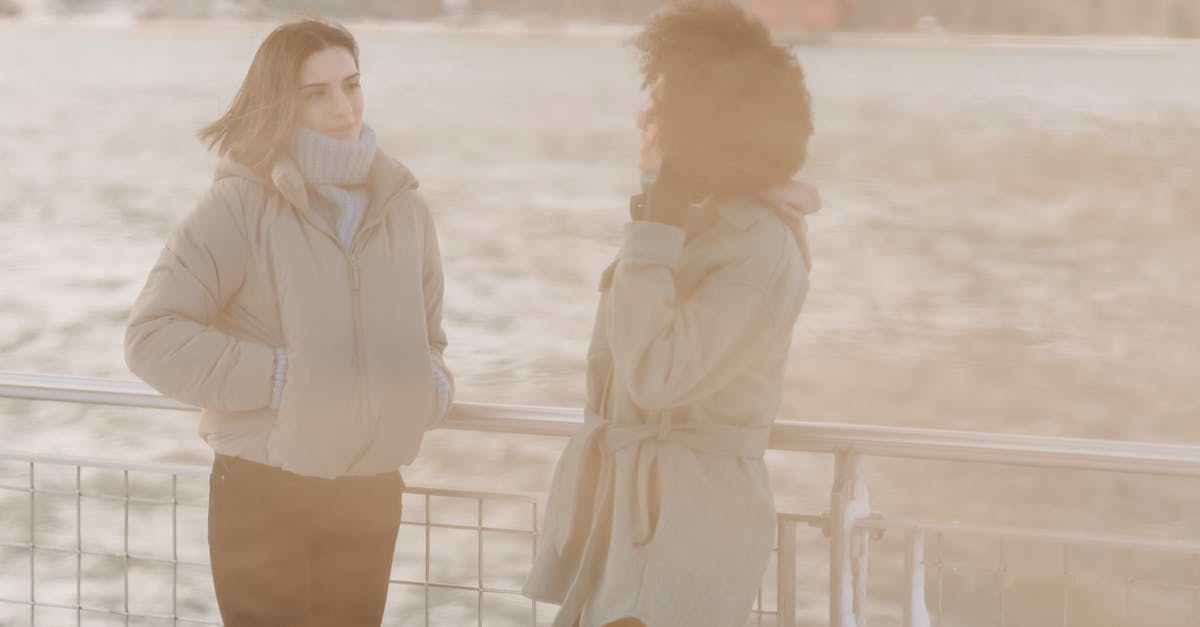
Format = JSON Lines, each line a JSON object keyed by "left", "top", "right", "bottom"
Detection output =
{"left": 2, "top": 15, "right": 1199, "bottom": 51}
{"left": 819, "top": 31, "right": 1200, "bottom": 52}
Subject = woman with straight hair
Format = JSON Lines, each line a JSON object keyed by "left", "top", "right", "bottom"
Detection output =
{"left": 523, "top": 3, "right": 818, "bottom": 626}
{"left": 124, "top": 19, "right": 453, "bottom": 626}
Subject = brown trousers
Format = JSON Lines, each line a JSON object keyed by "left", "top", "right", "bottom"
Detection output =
{"left": 207, "top": 454, "right": 403, "bottom": 627}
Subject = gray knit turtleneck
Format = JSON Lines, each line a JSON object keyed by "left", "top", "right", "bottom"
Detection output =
{"left": 290, "top": 123, "right": 377, "bottom": 249}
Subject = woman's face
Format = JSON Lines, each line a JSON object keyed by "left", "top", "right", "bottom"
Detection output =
{"left": 296, "top": 46, "right": 363, "bottom": 141}
{"left": 637, "top": 80, "right": 664, "bottom": 174}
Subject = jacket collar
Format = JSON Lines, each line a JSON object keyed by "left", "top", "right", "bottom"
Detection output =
{"left": 217, "top": 149, "right": 420, "bottom": 239}
{"left": 270, "top": 152, "right": 421, "bottom": 214}
{"left": 360, "top": 151, "right": 420, "bottom": 233}
{"left": 705, "top": 194, "right": 775, "bottom": 232}
{"left": 681, "top": 192, "right": 801, "bottom": 250}
{"left": 269, "top": 156, "right": 311, "bottom": 216}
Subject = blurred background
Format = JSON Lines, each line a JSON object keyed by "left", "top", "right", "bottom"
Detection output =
{"left": 2, "top": 0, "right": 1200, "bottom": 35}
{"left": 1, "top": 0, "right": 1198, "bottom": 624}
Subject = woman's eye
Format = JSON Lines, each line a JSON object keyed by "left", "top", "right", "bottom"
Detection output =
{"left": 347, "top": 82, "right": 361, "bottom": 90}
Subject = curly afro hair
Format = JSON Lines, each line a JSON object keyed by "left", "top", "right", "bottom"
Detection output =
{"left": 634, "top": 1, "right": 813, "bottom": 196}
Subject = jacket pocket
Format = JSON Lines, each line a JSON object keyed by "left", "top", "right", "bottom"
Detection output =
{"left": 266, "top": 348, "right": 370, "bottom": 478}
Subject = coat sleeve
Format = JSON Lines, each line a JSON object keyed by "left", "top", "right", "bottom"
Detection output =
{"left": 124, "top": 179, "right": 277, "bottom": 411}
{"left": 606, "top": 220, "right": 791, "bottom": 411}
{"left": 421, "top": 202, "right": 455, "bottom": 413}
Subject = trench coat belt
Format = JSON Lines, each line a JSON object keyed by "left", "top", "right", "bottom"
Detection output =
{"left": 548, "top": 412, "right": 771, "bottom": 553}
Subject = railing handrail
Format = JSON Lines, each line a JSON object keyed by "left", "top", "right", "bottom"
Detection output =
{"left": 856, "top": 516, "right": 1200, "bottom": 553}
{"left": 4, "top": 371, "right": 1200, "bottom": 478}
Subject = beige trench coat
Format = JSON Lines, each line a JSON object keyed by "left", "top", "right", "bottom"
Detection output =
{"left": 523, "top": 193, "right": 809, "bottom": 627}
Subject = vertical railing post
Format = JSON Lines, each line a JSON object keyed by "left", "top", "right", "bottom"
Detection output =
{"left": 477, "top": 498, "right": 484, "bottom": 627}
{"left": 903, "top": 530, "right": 932, "bottom": 627}
{"left": 424, "top": 493, "right": 432, "bottom": 627}
{"left": 29, "top": 462, "right": 35, "bottom": 627}
{"left": 123, "top": 470, "right": 131, "bottom": 626}
{"left": 171, "top": 474, "right": 179, "bottom": 626}
{"left": 830, "top": 449, "right": 871, "bottom": 627}
{"left": 76, "top": 466, "right": 82, "bottom": 627}
{"left": 777, "top": 517, "right": 797, "bottom": 627}
{"left": 853, "top": 524, "right": 870, "bottom": 623}
{"left": 531, "top": 501, "right": 539, "bottom": 627}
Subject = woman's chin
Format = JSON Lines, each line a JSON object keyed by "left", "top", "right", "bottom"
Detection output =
{"left": 324, "top": 125, "right": 360, "bottom": 141}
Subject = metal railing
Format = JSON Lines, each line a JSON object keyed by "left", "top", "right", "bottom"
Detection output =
{"left": 3, "top": 371, "right": 1200, "bottom": 626}
{"left": 0, "top": 452, "right": 550, "bottom": 626}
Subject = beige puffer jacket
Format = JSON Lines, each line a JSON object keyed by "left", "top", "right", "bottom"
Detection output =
{"left": 125, "top": 151, "right": 451, "bottom": 478}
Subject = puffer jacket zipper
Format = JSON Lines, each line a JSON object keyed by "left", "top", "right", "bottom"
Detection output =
{"left": 282, "top": 202, "right": 374, "bottom": 441}
{"left": 286, "top": 182, "right": 417, "bottom": 468}
{"left": 343, "top": 186, "right": 413, "bottom": 408}
{"left": 341, "top": 185, "right": 416, "bottom": 468}
{"left": 347, "top": 230, "right": 373, "bottom": 424}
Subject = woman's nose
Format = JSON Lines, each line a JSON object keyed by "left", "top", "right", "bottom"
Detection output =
{"left": 333, "top": 91, "right": 353, "bottom": 116}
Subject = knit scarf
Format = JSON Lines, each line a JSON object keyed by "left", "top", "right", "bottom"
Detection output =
{"left": 290, "top": 122, "right": 377, "bottom": 248}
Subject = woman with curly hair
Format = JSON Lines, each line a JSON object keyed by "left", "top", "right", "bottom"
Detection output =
{"left": 523, "top": 2, "right": 819, "bottom": 626}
